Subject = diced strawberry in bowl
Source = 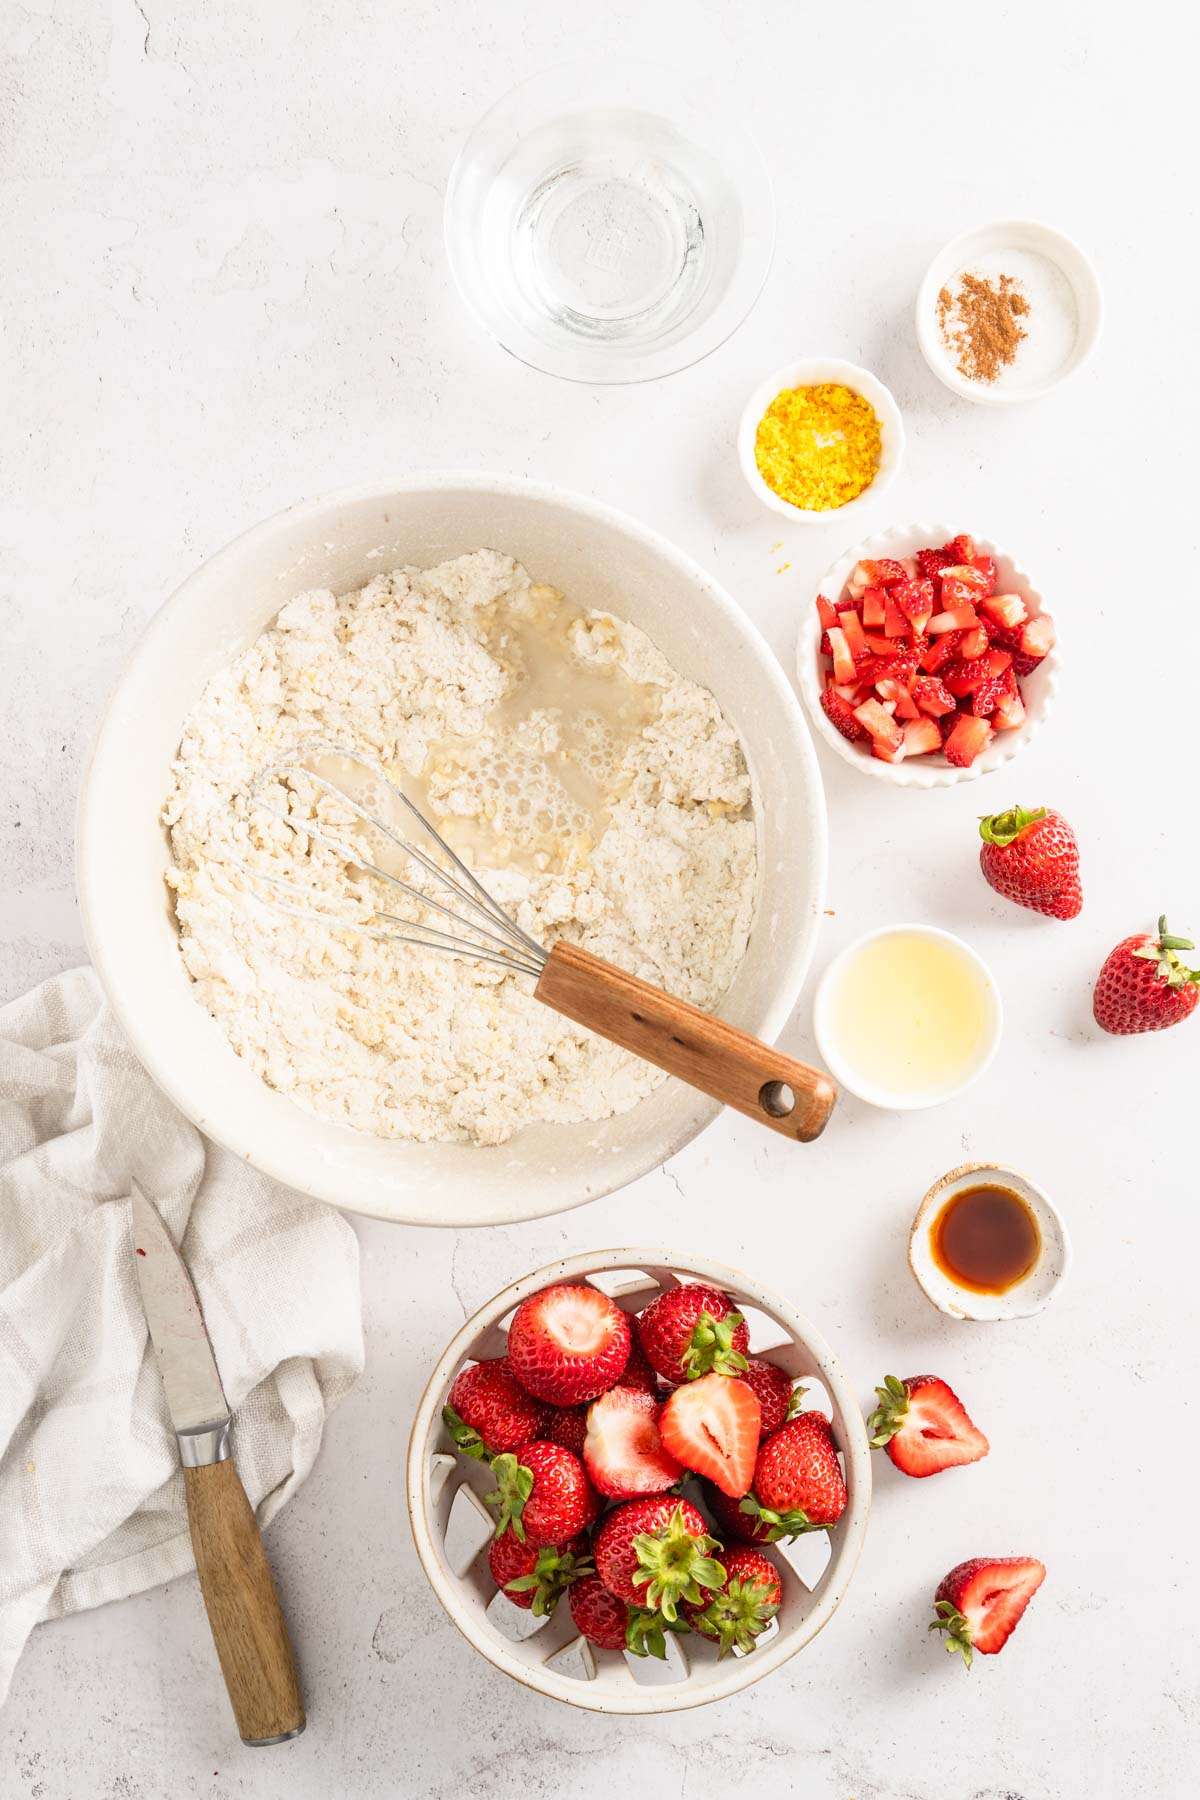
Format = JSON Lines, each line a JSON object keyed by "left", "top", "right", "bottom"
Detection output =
{"left": 802, "top": 527, "right": 1057, "bottom": 783}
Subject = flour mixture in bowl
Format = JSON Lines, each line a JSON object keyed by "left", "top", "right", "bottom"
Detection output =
{"left": 164, "top": 551, "right": 758, "bottom": 1145}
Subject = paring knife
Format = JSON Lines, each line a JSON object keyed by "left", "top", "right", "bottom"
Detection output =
{"left": 130, "top": 1182, "right": 305, "bottom": 1745}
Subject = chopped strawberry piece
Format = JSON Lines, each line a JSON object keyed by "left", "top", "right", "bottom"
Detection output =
{"left": 940, "top": 575, "right": 986, "bottom": 611}
{"left": 941, "top": 533, "right": 975, "bottom": 564}
{"left": 911, "top": 675, "right": 956, "bottom": 717}
{"left": 828, "top": 627, "right": 857, "bottom": 686}
{"left": 927, "top": 605, "right": 978, "bottom": 636}
{"left": 872, "top": 739, "right": 905, "bottom": 764}
{"left": 901, "top": 717, "right": 942, "bottom": 757}
{"left": 1019, "top": 614, "right": 1055, "bottom": 661}
{"left": 862, "top": 558, "right": 909, "bottom": 586}
{"left": 946, "top": 649, "right": 1012, "bottom": 698}
{"left": 891, "top": 578, "right": 935, "bottom": 621}
{"left": 958, "top": 626, "right": 989, "bottom": 659}
{"left": 853, "top": 698, "right": 904, "bottom": 752}
{"left": 882, "top": 595, "right": 910, "bottom": 638}
{"left": 920, "top": 633, "right": 959, "bottom": 673}
{"left": 860, "top": 587, "right": 886, "bottom": 627}
{"left": 980, "top": 592, "right": 1027, "bottom": 631}
{"left": 820, "top": 683, "right": 870, "bottom": 743}
{"left": 970, "top": 554, "right": 997, "bottom": 590}
{"left": 876, "top": 678, "right": 919, "bottom": 719}
{"left": 939, "top": 565, "right": 990, "bottom": 597}
{"left": 862, "top": 631, "right": 894, "bottom": 655}
{"left": 993, "top": 687, "right": 1026, "bottom": 730}
{"left": 840, "top": 610, "right": 867, "bottom": 659}
{"left": 916, "top": 545, "right": 954, "bottom": 579}
{"left": 944, "top": 713, "right": 994, "bottom": 767}
{"left": 815, "top": 596, "right": 838, "bottom": 633}
{"left": 659, "top": 1374, "right": 761, "bottom": 1498}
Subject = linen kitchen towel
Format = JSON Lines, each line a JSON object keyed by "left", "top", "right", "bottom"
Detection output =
{"left": 0, "top": 967, "right": 365, "bottom": 1706}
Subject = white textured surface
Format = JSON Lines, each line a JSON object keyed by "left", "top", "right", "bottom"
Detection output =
{"left": 1, "top": 2, "right": 1196, "bottom": 1797}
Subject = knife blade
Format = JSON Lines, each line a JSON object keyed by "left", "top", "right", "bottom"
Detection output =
{"left": 130, "top": 1182, "right": 305, "bottom": 1746}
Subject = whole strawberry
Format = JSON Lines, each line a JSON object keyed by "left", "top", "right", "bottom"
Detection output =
{"left": 683, "top": 1546, "right": 781, "bottom": 1658}
{"left": 506, "top": 1282, "right": 632, "bottom": 1405}
{"left": 442, "top": 1357, "right": 546, "bottom": 1460}
{"left": 978, "top": 805, "right": 1082, "bottom": 919}
{"left": 568, "top": 1575, "right": 676, "bottom": 1659}
{"left": 489, "top": 1530, "right": 590, "bottom": 1616}
{"left": 741, "top": 1358, "right": 804, "bottom": 1438}
{"left": 1094, "top": 916, "right": 1200, "bottom": 1034}
{"left": 739, "top": 1411, "right": 848, "bottom": 1540}
{"left": 636, "top": 1284, "right": 750, "bottom": 1385}
{"left": 593, "top": 1497, "right": 725, "bottom": 1621}
{"left": 485, "top": 1442, "right": 599, "bottom": 1547}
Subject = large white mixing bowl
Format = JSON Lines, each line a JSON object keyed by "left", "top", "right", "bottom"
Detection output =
{"left": 77, "top": 474, "right": 827, "bottom": 1227}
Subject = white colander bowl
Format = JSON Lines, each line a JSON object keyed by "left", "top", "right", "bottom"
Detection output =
{"left": 405, "top": 1249, "right": 871, "bottom": 1714}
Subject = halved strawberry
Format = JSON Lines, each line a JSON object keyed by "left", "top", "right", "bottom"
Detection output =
{"left": 821, "top": 683, "right": 870, "bottom": 743}
{"left": 659, "top": 1373, "right": 761, "bottom": 1498}
{"left": 902, "top": 717, "right": 942, "bottom": 757}
{"left": 583, "top": 1387, "right": 684, "bottom": 1499}
{"left": 867, "top": 1375, "right": 989, "bottom": 1477}
{"left": 860, "top": 586, "right": 887, "bottom": 627}
{"left": 931, "top": 1557, "right": 1046, "bottom": 1667}
{"left": 506, "top": 1282, "right": 632, "bottom": 1405}
{"left": 911, "top": 675, "right": 956, "bottom": 717}
{"left": 927, "top": 605, "right": 979, "bottom": 635}
{"left": 852, "top": 698, "right": 904, "bottom": 753}
{"left": 980, "top": 592, "right": 1027, "bottom": 631}
{"left": 944, "top": 713, "right": 993, "bottom": 767}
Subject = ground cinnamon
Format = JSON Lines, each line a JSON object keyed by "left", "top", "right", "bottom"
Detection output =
{"left": 937, "top": 273, "right": 1030, "bottom": 384}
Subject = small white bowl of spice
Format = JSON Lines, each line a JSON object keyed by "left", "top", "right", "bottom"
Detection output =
{"left": 738, "top": 357, "right": 904, "bottom": 522}
{"left": 916, "top": 220, "right": 1102, "bottom": 405}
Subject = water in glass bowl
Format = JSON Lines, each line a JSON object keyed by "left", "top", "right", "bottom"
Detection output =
{"left": 446, "top": 62, "right": 775, "bottom": 384}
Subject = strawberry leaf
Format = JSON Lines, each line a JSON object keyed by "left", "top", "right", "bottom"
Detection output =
{"left": 484, "top": 1452, "right": 535, "bottom": 1542}
{"left": 682, "top": 1310, "right": 749, "bottom": 1381}
{"left": 442, "top": 1403, "right": 491, "bottom": 1463}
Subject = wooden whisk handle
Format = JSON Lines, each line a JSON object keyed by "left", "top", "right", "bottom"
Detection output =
{"left": 535, "top": 942, "right": 836, "bottom": 1143}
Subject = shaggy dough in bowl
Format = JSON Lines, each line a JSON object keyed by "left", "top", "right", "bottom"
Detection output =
{"left": 164, "top": 550, "right": 757, "bottom": 1146}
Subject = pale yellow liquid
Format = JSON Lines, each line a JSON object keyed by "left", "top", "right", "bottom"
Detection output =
{"left": 828, "top": 931, "right": 993, "bottom": 1098}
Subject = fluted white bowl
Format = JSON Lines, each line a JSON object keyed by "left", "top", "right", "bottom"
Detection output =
{"left": 796, "top": 521, "right": 1059, "bottom": 787}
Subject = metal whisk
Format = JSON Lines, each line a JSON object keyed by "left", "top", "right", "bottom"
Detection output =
{"left": 242, "top": 745, "right": 835, "bottom": 1144}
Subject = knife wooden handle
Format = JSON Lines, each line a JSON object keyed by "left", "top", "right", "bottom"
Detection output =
{"left": 535, "top": 941, "right": 837, "bottom": 1143}
{"left": 184, "top": 1459, "right": 306, "bottom": 1745}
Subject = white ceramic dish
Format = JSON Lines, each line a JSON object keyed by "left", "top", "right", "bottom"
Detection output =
{"left": 916, "top": 219, "right": 1102, "bottom": 405}
{"left": 76, "top": 474, "right": 827, "bottom": 1228}
{"left": 909, "top": 1163, "right": 1071, "bottom": 1321}
{"left": 796, "top": 520, "right": 1059, "bottom": 787}
{"left": 813, "top": 924, "right": 1002, "bottom": 1111}
{"left": 405, "top": 1249, "right": 871, "bottom": 1714}
{"left": 737, "top": 357, "right": 904, "bottom": 524}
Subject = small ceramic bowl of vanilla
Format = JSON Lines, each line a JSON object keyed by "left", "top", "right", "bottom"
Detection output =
{"left": 909, "top": 1162, "right": 1071, "bottom": 1322}
{"left": 813, "top": 924, "right": 1001, "bottom": 1110}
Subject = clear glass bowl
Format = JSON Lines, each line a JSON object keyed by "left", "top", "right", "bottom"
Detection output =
{"left": 445, "top": 59, "right": 776, "bottom": 384}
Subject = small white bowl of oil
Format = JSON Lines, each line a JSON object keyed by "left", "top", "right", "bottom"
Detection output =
{"left": 813, "top": 924, "right": 1001, "bottom": 1110}
{"left": 908, "top": 1163, "right": 1071, "bottom": 1321}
